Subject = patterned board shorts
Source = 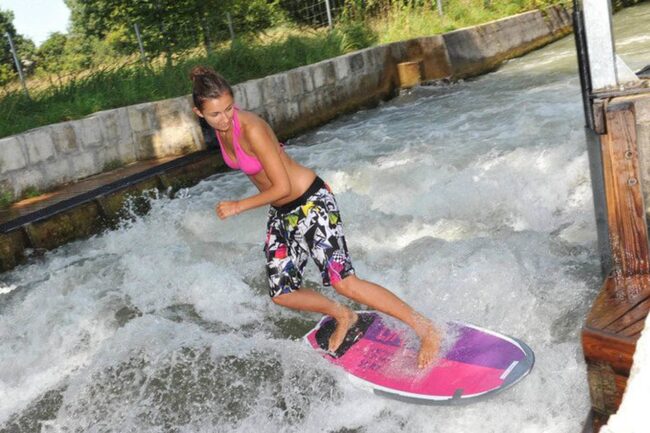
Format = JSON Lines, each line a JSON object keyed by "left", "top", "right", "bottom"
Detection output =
{"left": 264, "top": 177, "right": 355, "bottom": 298}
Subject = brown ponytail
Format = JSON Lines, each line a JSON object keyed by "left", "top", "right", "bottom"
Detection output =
{"left": 189, "top": 65, "right": 233, "bottom": 110}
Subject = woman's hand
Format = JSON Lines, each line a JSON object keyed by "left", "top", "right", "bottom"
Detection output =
{"left": 216, "top": 201, "right": 242, "bottom": 220}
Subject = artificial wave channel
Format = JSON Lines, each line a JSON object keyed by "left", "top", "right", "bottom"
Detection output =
{"left": 1, "top": 4, "right": 649, "bottom": 432}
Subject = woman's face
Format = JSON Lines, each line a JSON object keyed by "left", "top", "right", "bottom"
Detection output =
{"left": 193, "top": 93, "right": 235, "bottom": 132}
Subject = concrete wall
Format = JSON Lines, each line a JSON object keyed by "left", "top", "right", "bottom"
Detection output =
{"left": 0, "top": 96, "right": 205, "bottom": 200}
{"left": 443, "top": 6, "right": 572, "bottom": 78}
{"left": 0, "top": 5, "right": 572, "bottom": 203}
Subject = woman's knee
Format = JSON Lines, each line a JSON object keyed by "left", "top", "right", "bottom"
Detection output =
{"left": 271, "top": 288, "right": 302, "bottom": 307}
{"left": 271, "top": 292, "right": 291, "bottom": 306}
{"left": 332, "top": 275, "right": 358, "bottom": 297}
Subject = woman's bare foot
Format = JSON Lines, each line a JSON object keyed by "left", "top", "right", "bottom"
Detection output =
{"left": 412, "top": 315, "right": 441, "bottom": 368}
{"left": 328, "top": 308, "right": 359, "bottom": 353}
{"left": 417, "top": 327, "right": 441, "bottom": 368}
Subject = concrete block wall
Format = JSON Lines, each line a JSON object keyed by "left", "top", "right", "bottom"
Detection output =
{"left": 443, "top": 5, "right": 572, "bottom": 78}
{"left": 0, "top": 5, "right": 572, "bottom": 202}
{"left": 0, "top": 95, "right": 205, "bottom": 200}
{"left": 234, "top": 45, "right": 398, "bottom": 140}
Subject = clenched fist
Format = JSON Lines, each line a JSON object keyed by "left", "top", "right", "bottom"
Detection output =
{"left": 216, "top": 201, "right": 241, "bottom": 219}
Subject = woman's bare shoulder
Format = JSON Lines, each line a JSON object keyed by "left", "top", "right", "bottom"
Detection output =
{"left": 238, "top": 109, "right": 268, "bottom": 129}
{"left": 238, "top": 110, "right": 278, "bottom": 141}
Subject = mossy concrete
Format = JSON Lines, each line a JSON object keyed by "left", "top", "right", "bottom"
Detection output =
{"left": 0, "top": 154, "right": 225, "bottom": 272}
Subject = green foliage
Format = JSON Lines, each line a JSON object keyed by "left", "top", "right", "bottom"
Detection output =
{"left": 103, "top": 159, "right": 124, "bottom": 171}
{"left": 0, "top": 63, "right": 17, "bottom": 87}
{"left": 64, "top": 0, "right": 280, "bottom": 66}
{"left": 0, "top": 29, "right": 353, "bottom": 138}
{"left": 1, "top": 8, "right": 36, "bottom": 74}
{"left": 0, "top": 189, "right": 13, "bottom": 209}
{"left": 0, "top": 9, "right": 18, "bottom": 67}
{"left": 333, "top": 21, "right": 377, "bottom": 52}
{"left": 0, "top": 0, "right": 570, "bottom": 139}
{"left": 63, "top": 34, "right": 97, "bottom": 70}
{"left": 369, "top": 0, "right": 563, "bottom": 44}
{"left": 37, "top": 33, "right": 69, "bottom": 77}
{"left": 34, "top": 31, "right": 120, "bottom": 81}
{"left": 278, "top": 0, "right": 346, "bottom": 26}
{"left": 228, "top": 0, "right": 282, "bottom": 32}
{"left": 104, "top": 25, "right": 135, "bottom": 55}
{"left": 21, "top": 185, "right": 41, "bottom": 199}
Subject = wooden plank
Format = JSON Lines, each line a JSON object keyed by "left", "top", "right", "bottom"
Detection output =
{"left": 587, "top": 274, "right": 650, "bottom": 329}
{"left": 583, "top": 98, "right": 650, "bottom": 432}
{"left": 605, "top": 297, "right": 650, "bottom": 334}
{"left": 582, "top": 327, "right": 637, "bottom": 375}
{"left": 600, "top": 102, "right": 650, "bottom": 276}
{"left": 618, "top": 317, "right": 647, "bottom": 338}
{"left": 586, "top": 361, "right": 628, "bottom": 416}
{"left": 613, "top": 373, "right": 628, "bottom": 412}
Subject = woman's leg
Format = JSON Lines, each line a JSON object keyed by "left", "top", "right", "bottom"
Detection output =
{"left": 332, "top": 275, "right": 440, "bottom": 368}
{"left": 271, "top": 287, "right": 357, "bottom": 352}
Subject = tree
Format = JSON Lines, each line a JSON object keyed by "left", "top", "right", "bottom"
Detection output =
{"left": 0, "top": 9, "right": 17, "bottom": 69}
{"left": 65, "top": 0, "right": 279, "bottom": 66}
{"left": 1, "top": 8, "right": 36, "bottom": 85}
{"left": 36, "top": 33, "right": 68, "bottom": 83}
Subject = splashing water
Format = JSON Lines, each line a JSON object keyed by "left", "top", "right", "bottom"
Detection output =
{"left": 2, "top": 4, "right": 649, "bottom": 432}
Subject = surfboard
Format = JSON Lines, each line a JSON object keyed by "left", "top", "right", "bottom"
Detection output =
{"left": 304, "top": 311, "right": 534, "bottom": 405}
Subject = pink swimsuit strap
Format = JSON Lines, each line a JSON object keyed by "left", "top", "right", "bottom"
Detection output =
{"left": 215, "top": 109, "right": 263, "bottom": 176}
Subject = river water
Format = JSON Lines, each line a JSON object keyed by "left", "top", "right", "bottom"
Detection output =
{"left": 1, "top": 4, "right": 649, "bottom": 433}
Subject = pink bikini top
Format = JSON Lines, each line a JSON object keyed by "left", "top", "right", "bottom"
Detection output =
{"left": 215, "top": 109, "right": 263, "bottom": 176}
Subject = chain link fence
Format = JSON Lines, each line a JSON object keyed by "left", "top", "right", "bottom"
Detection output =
{"left": 0, "top": 0, "right": 456, "bottom": 99}
{"left": 1, "top": 0, "right": 356, "bottom": 98}
{"left": 5, "top": 0, "right": 559, "bottom": 139}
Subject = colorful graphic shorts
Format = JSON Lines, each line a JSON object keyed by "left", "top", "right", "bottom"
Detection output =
{"left": 264, "top": 177, "right": 355, "bottom": 298}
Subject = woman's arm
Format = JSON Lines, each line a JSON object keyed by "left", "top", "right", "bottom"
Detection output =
{"left": 216, "top": 120, "right": 291, "bottom": 219}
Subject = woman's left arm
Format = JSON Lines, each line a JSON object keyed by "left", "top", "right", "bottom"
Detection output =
{"left": 216, "top": 122, "right": 291, "bottom": 219}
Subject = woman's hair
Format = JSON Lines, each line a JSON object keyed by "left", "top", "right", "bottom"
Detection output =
{"left": 189, "top": 65, "right": 233, "bottom": 110}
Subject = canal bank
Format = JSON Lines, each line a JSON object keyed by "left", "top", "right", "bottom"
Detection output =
{"left": 0, "top": 5, "right": 573, "bottom": 273}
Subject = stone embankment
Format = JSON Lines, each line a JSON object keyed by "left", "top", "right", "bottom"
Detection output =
{"left": 0, "top": 5, "right": 572, "bottom": 272}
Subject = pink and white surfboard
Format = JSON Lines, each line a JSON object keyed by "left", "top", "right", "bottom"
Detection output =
{"left": 304, "top": 311, "right": 534, "bottom": 404}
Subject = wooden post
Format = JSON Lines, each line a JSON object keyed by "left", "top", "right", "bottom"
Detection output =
{"left": 582, "top": 99, "right": 650, "bottom": 432}
{"left": 600, "top": 102, "right": 650, "bottom": 277}
{"left": 397, "top": 61, "right": 422, "bottom": 89}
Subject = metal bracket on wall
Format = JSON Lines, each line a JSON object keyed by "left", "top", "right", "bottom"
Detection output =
{"left": 157, "top": 174, "right": 172, "bottom": 192}
{"left": 94, "top": 196, "right": 109, "bottom": 220}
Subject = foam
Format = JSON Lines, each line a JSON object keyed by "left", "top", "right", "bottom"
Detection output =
{"left": 2, "top": 4, "right": 650, "bottom": 431}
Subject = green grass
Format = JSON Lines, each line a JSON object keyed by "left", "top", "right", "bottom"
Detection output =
{"left": 0, "top": 0, "right": 566, "bottom": 139}
{"left": 0, "top": 189, "right": 13, "bottom": 209}
{"left": 103, "top": 159, "right": 125, "bottom": 171}
{"left": 21, "top": 185, "right": 42, "bottom": 199}
{"left": 372, "top": 0, "right": 566, "bottom": 44}
{"left": 0, "top": 29, "right": 353, "bottom": 139}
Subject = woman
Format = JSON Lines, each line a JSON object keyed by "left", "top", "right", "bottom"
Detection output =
{"left": 190, "top": 66, "right": 439, "bottom": 368}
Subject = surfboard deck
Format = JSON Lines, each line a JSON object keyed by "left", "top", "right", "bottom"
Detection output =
{"left": 304, "top": 311, "right": 534, "bottom": 405}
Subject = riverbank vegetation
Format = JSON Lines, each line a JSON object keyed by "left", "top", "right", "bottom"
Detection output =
{"left": 0, "top": 0, "right": 570, "bottom": 139}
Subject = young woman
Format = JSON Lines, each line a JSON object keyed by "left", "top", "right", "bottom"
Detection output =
{"left": 190, "top": 66, "right": 440, "bottom": 368}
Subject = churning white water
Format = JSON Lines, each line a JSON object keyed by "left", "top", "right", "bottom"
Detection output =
{"left": 1, "top": 4, "right": 649, "bottom": 432}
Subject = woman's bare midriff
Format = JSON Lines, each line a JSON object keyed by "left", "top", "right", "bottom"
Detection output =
{"left": 250, "top": 152, "right": 317, "bottom": 207}
{"left": 236, "top": 110, "right": 317, "bottom": 206}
